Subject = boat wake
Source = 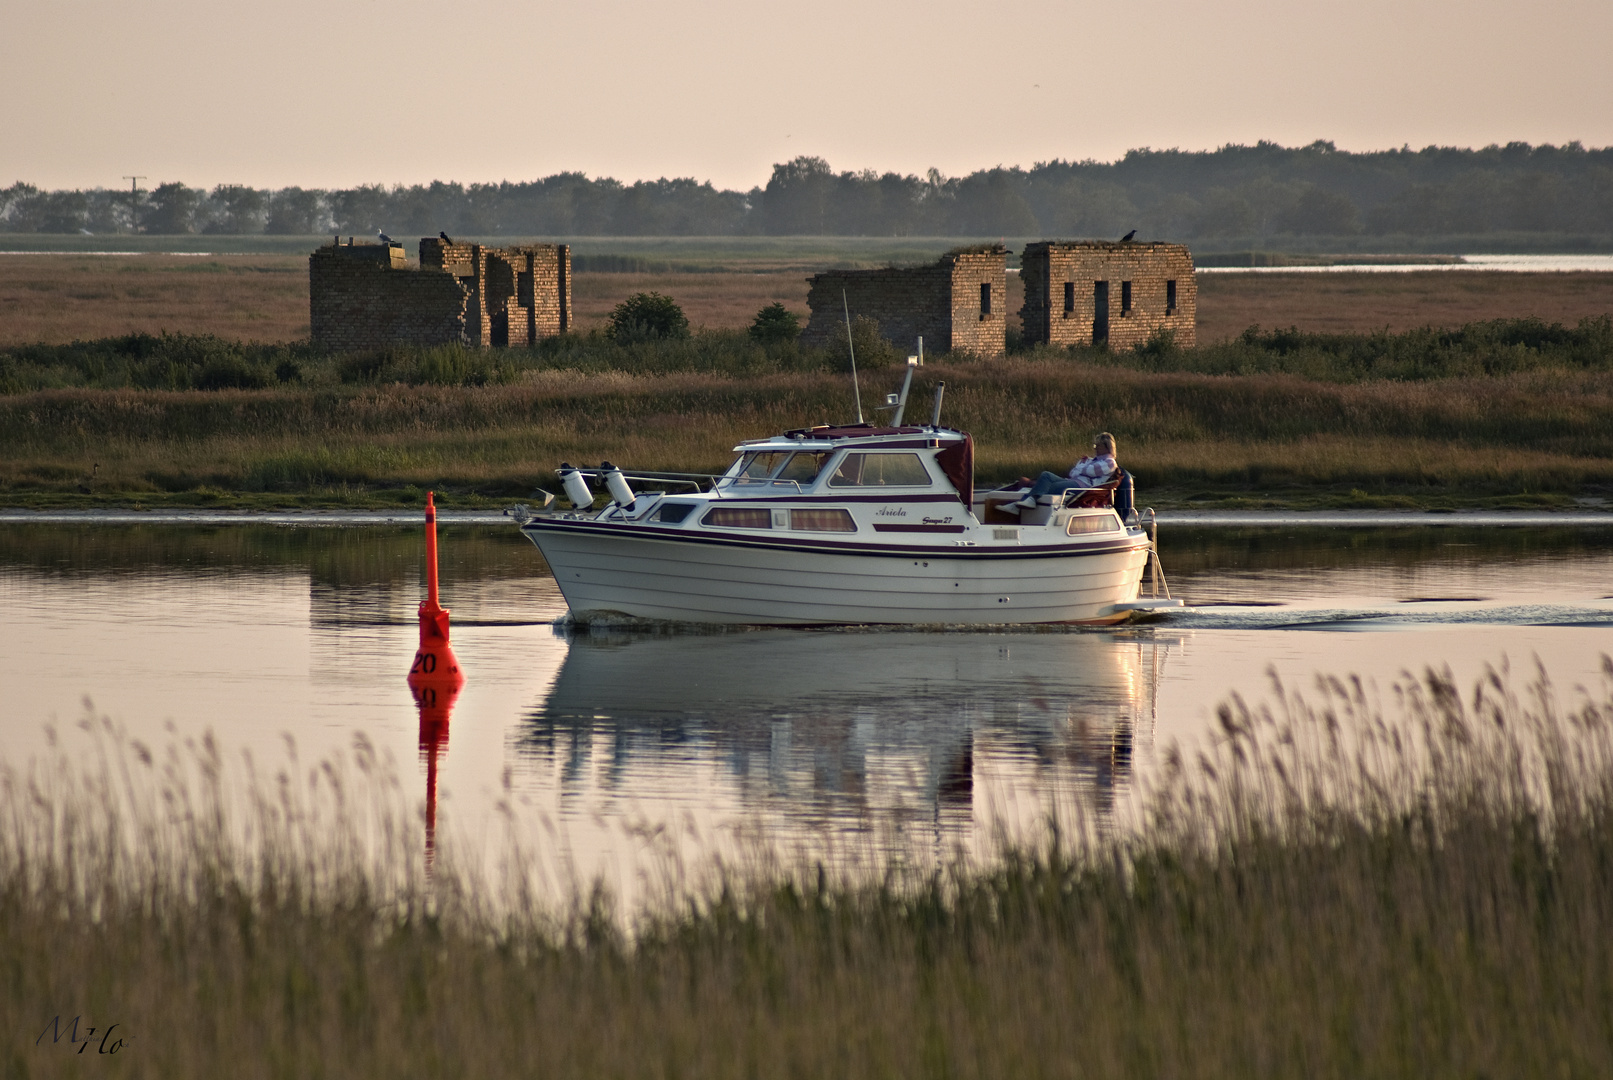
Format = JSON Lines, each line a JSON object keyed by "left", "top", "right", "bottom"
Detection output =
{"left": 555, "top": 597, "right": 1613, "bottom": 637}
{"left": 1169, "top": 601, "right": 1613, "bottom": 632}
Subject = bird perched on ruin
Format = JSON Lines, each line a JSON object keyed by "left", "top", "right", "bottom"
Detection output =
{"left": 378, "top": 230, "right": 394, "bottom": 244}
{"left": 440, "top": 231, "right": 453, "bottom": 244}
{"left": 1119, "top": 229, "right": 1136, "bottom": 243}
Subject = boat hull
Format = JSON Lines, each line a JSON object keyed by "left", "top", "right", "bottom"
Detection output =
{"left": 522, "top": 520, "right": 1149, "bottom": 625}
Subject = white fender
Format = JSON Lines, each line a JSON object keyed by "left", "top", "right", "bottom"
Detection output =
{"left": 558, "top": 463, "right": 594, "bottom": 512}
{"left": 601, "top": 461, "right": 636, "bottom": 511}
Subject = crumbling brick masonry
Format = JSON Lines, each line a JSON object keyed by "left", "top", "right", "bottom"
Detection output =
{"left": 802, "top": 246, "right": 1007, "bottom": 359}
{"left": 1019, "top": 241, "right": 1195, "bottom": 349}
{"left": 309, "top": 238, "right": 571, "bottom": 351}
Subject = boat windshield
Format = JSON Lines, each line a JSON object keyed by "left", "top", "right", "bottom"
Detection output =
{"left": 827, "top": 452, "right": 933, "bottom": 487}
{"left": 776, "top": 452, "right": 831, "bottom": 485}
{"left": 731, "top": 451, "right": 792, "bottom": 483}
{"left": 728, "top": 450, "right": 830, "bottom": 486}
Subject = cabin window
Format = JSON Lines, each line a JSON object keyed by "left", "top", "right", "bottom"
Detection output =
{"left": 1063, "top": 281, "right": 1075, "bottom": 312}
{"left": 827, "top": 452, "right": 932, "bottom": 487}
{"left": 732, "top": 451, "right": 792, "bottom": 482}
{"left": 654, "top": 502, "right": 695, "bottom": 523}
{"left": 775, "top": 452, "right": 831, "bottom": 485}
{"left": 1166, "top": 279, "right": 1177, "bottom": 315}
{"left": 1120, "top": 281, "right": 1133, "bottom": 316}
{"left": 791, "top": 508, "right": 857, "bottom": 532}
{"left": 702, "top": 507, "right": 772, "bottom": 529}
{"left": 1066, "top": 513, "right": 1120, "bottom": 535}
{"left": 980, "top": 282, "right": 992, "bottom": 315}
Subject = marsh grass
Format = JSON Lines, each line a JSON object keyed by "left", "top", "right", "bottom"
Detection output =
{"left": 2, "top": 319, "right": 1612, "bottom": 505}
{"left": 1100, "top": 315, "right": 1613, "bottom": 382}
{"left": 9, "top": 316, "right": 1610, "bottom": 394}
{"left": 5, "top": 661, "right": 1613, "bottom": 1078}
{"left": 3, "top": 351, "right": 1612, "bottom": 505}
{"left": 0, "top": 329, "right": 833, "bottom": 395}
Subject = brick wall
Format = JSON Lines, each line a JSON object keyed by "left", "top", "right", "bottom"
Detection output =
{"left": 309, "top": 243, "right": 469, "bottom": 351}
{"left": 801, "top": 246, "right": 1007, "bottom": 358}
{"left": 1019, "top": 241, "right": 1196, "bottom": 349}
{"left": 309, "top": 239, "right": 570, "bottom": 352}
{"left": 946, "top": 250, "right": 1008, "bottom": 357}
{"left": 417, "top": 238, "right": 571, "bottom": 347}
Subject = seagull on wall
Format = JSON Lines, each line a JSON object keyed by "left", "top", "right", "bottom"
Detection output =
{"left": 1119, "top": 230, "right": 1136, "bottom": 243}
{"left": 440, "top": 231, "right": 453, "bottom": 244}
{"left": 378, "top": 230, "right": 394, "bottom": 244}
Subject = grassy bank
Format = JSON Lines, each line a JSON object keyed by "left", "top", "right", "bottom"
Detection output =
{"left": 5, "top": 663, "right": 1613, "bottom": 1078}
{"left": 2, "top": 321, "right": 1611, "bottom": 509}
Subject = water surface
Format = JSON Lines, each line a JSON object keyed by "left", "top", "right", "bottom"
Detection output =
{"left": 5, "top": 523, "right": 1611, "bottom": 897}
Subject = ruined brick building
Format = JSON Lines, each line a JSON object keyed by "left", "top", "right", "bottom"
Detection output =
{"left": 309, "top": 237, "right": 571, "bottom": 351}
{"left": 801, "top": 246, "right": 1008, "bottom": 359}
{"left": 802, "top": 240, "right": 1195, "bottom": 358}
{"left": 1019, "top": 241, "right": 1196, "bottom": 348}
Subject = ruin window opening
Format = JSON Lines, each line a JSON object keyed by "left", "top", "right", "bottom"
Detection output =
{"left": 1166, "top": 279, "right": 1177, "bottom": 315}
{"left": 1121, "top": 281, "right": 1133, "bottom": 316}
{"left": 1063, "top": 281, "right": 1075, "bottom": 313}
{"left": 980, "top": 282, "right": 992, "bottom": 316}
{"left": 1093, "top": 281, "right": 1109, "bottom": 345}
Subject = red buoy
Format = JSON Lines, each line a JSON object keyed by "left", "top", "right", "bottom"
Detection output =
{"left": 406, "top": 491, "right": 465, "bottom": 691}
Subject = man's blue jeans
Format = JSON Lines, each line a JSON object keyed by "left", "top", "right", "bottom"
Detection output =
{"left": 1026, "top": 471, "right": 1087, "bottom": 501}
{"left": 1025, "top": 469, "right": 1134, "bottom": 520}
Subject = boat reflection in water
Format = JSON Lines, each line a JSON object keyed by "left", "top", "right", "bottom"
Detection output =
{"left": 518, "top": 628, "right": 1182, "bottom": 857}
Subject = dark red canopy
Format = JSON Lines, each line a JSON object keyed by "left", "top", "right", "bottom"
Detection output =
{"left": 935, "top": 435, "right": 974, "bottom": 507}
{"left": 781, "top": 423, "right": 929, "bottom": 439}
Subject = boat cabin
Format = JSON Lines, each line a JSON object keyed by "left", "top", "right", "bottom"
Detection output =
{"left": 718, "top": 425, "right": 970, "bottom": 499}
{"left": 566, "top": 424, "right": 1124, "bottom": 542}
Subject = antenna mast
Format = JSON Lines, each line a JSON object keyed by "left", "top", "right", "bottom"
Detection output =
{"left": 122, "top": 175, "right": 146, "bottom": 233}
{"left": 842, "top": 289, "right": 864, "bottom": 423}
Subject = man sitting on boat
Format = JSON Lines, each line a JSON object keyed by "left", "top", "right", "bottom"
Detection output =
{"left": 1002, "top": 432, "right": 1132, "bottom": 518}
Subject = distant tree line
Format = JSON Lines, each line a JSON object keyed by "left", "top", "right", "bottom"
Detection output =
{"left": 5, "top": 141, "right": 1611, "bottom": 239}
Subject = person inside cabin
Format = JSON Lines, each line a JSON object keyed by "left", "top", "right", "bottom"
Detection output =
{"left": 1001, "top": 432, "right": 1133, "bottom": 519}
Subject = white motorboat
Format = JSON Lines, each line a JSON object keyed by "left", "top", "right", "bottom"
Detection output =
{"left": 515, "top": 370, "right": 1182, "bottom": 626}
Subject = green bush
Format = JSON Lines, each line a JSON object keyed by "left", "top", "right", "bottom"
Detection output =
{"left": 336, "top": 345, "right": 515, "bottom": 387}
{"left": 1134, "top": 327, "right": 1182, "bottom": 362}
{"left": 747, "top": 302, "right": 800, "bottom": 344}
{"left": 0, "top": 333, "right": 308, "bottom": 393}
{"left": 606, "top": 292, "right": 690, "bottom": 343}
{"left": 825, "top": 314, "right": 902, "bottom": 370}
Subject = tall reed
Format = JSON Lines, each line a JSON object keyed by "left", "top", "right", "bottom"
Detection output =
{"left": 4, "top": 660, "right": 1613, "bottom": 1077}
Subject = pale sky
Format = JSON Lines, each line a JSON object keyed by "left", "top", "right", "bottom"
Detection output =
{"left": 4, "top": 0, "right": 1610, "bottom": 192}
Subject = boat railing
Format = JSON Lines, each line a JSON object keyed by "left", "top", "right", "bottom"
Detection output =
{"left": 561, "top": 467, "right": 721, "bottom": 492}
{"left": 720, "top": 477, "right": 807, "bottom": 494}
{"left": 1141, "top": 507, "right": 1170, "bottom": 598}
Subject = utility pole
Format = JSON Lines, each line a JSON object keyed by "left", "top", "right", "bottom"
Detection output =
{"left": 122, "top": 176, "right": 146, "bottom": 233}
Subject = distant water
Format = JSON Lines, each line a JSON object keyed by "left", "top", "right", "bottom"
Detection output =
{"left": 1199, "top": 254, "right": 1613, "bottom": 274}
